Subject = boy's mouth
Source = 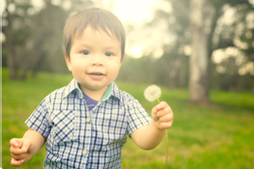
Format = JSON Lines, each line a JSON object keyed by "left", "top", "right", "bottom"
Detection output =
{"left": 87, "top": 72, "right": 105, "bottom": 79}
{"left": 88, "top": 72, "right": 105, "bottom": 75}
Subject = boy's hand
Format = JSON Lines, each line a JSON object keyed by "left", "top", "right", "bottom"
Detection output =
{"left": 151, "top": 101, "right": 173, "bottom": 130}
{"left": 10, "top": 138, "right": 34, "bottom": 166}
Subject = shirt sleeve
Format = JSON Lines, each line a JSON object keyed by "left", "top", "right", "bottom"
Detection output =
{"left": 25, "top": 95, "right": 52, "bottom": 137}
{"left": 126, "top": 98, "right": 152, "bottom": 137}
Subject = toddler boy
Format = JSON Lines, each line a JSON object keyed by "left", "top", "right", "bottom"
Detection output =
{"left": 10, "top": 8, "right": 173, "bottom": 169}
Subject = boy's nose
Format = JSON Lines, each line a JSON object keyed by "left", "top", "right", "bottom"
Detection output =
{"left": 91, "top": 61, "right": 103, "bottom": 66}
{"left": 91, "top": 56, "right": 104, "bottom": 66}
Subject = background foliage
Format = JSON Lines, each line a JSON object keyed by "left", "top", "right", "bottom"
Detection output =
{"left": 2, "top": 0, "right": 254, "bottom": 91}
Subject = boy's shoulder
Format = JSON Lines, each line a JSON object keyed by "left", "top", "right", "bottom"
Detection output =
{"left": 112, "top": 83, "right": 139, "bottom": 105}
{"left": 44, "top": 79, "right": 81, "bottom": 102}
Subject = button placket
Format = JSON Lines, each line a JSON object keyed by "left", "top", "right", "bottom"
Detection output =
{"left": 86, "top": 117, "right": 91, "bottom": 123}
{"left": 79, "top": 97, "right": 91, "bottom": 157}
{"left": 82, "top": 149, "right": 88, "bottom": 155}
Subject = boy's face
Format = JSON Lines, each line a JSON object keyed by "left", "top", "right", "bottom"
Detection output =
{"left": 65, "top": 26, "right": 122, "bottom": 95}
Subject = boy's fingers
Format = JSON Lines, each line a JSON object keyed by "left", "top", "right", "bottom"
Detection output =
{"left": 11, "top": 153, "right": 26, "bottom": 160}
{"left": 157, "top": 107, "right": 172, "bottom": 118}
{"left": 159, "top": 113, "right": 172, "bottom": 122}
{"left": 155, "top": 102, "right": 171, "bottom": 112}
{"left": 151, "top": 106, "right": 158, "bottom": 115}
{"left": 10, "top": 158, "right": 24, "bottom": 166}
{"left": 10, "top": 138, "right": 21, "bottom": 147}
{"left": 10, "top": 146, "right": 24, "bottom": 155}
{"left": 160, "top": 122, "right": 173, "bottom": 129}
{"left": 22, "top": 139, "right": 33, "bottom": 152}
{"left": 152, "top": 108, "right": 161, "bottom": 122}
{"left": 157, "top": 101, "right": 168, "bottom": 110}
{"left": 152, "top": 102, "right": 168, "bottom": 113}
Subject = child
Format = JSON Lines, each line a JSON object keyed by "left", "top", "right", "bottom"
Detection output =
{"left": 10, "top": 8, "right": 173, "bottom": 168}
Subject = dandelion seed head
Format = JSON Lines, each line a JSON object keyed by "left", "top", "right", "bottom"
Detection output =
{"left": 144, "top": 85, "right": 161, "bottom": 102}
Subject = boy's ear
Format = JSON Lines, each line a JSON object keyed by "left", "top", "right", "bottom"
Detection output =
{"left": 64, "top": 52, "right": 72, "bottom": 71}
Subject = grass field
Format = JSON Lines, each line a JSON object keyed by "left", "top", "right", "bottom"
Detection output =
{"left": 2, "top": 69, "right": 254, "bottom": 169}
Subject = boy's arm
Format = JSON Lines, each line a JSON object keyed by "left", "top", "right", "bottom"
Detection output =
{"left": 10, "top": 129, "right": 46, "bottom": 166}
{"left": 22, "top": 128, "right": 47, "bottom": 155}
{"left": 130, "top": 101, "right": 173, "bottom": 150}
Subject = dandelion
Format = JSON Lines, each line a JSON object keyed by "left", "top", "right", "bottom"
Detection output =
{"left": 144, "top": 85, "right": 161, "bottom": 102}
{"left": 144, "top": 85, "right": 168, "bottom": 169}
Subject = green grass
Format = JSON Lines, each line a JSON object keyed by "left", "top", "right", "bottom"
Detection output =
{"left": 2, "top": 69, "right": 254, "bottom": 169}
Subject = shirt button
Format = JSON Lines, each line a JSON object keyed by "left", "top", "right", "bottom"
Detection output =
{"left": 86, "top": 117, "right": 91, "bottom": 123}
{"left": 82, "top": 149, "right": 88, "bottom": 155}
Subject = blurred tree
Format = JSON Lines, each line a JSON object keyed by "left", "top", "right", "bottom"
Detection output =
{"left": 189, "top": 0, "right": 209, "bottom": 104}
{"left": 149, "top": 0, "right": 254, "bottom": 104}
{"left": 136, "top": 0, "right": 191, "bottom": 89}
{"left": 2, "top": 0, "right": 92, "bottom": 80}
{"left": 190, "top": 0, "right": 254, "bottom": 104}
{"left": 2, "top": 0, "right": 31, "bottom": 79}
{"left": 21, "top": 0, "right": 67, "bottom": 79}
{"left": 210, "top": 2, "right": 254, "bottom": 91}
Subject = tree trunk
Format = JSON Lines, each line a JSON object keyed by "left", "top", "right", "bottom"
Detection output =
{"left": 21, "top": 0, "right": 52, "bottom": 80}
{"left": 189, "top": 0, "right": 209, "bottom": 104}
{"left": 4, "top": 5, "right": 19, "bottom": 79}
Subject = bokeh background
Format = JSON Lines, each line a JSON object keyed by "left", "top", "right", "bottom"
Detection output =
{"left": 2, "top": 0, "right": 254, "bottom": 168}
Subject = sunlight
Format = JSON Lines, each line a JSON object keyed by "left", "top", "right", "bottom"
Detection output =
{"left": 152, "top": 48, "right": 164, "bottom": 59}
{"left": 1, "top": 32, "right": 6, "bottom": 43}
{"left": 31, "top": 0, "right": 44, "bottom": 12}
{"left": 127, "top": 45, "right": 143, "bottom": 58}
{"left": 212, "top": 49, "right": 227, "bottom": 64}
{"left": 2, "top": 0, "right": 6, "bottom": 12}
{"left": 2, "top": 0, "right": 160, "bottom": 59}
{"left": 112, "top": 0, "right": 158, "bottom": 24}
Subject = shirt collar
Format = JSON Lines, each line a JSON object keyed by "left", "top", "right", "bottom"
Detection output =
{"left": 110, "top": 81, "right": 121, "bottom": 100}
{"left": 101, "top": 82, "right": 121, "bottom": 101}
{"left": 63, "top": 78, "right": 83, "bottom": 99}
{"left": 63, "top": 79, "right": 121, "bottom": 101}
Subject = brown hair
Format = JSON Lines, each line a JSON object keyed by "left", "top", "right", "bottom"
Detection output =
{"left": 63, "top": 8, "right": 125, "bottom": 61}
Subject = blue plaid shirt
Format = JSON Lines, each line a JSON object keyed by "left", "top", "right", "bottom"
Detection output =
{"left": 25, "top": 79, "right": 151, "bottom": 169}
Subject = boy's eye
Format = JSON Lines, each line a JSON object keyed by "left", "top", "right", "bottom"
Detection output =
{"left": 105, "top": 52, "right": 113, "bottom": 57}
{"left": 81, "top": 50, "right": 90, "bottom": 55}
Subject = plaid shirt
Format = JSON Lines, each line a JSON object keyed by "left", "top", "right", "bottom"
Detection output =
{"left": 25, "top": 79, "right": 151, "bottom": 169}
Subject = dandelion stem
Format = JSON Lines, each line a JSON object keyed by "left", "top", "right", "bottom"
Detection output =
{"left": 156, "top": 98, "right": 168, "bottom": 169}
{"left": 157, "top": 98, "right": 160, "bottom": 103}
{"left": 165, "top": 130, "right": 168, "bottom": 169}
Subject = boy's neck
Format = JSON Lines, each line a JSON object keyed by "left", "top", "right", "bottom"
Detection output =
{"left": 80, "top": 85, "right": 108, "bottom": 101}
